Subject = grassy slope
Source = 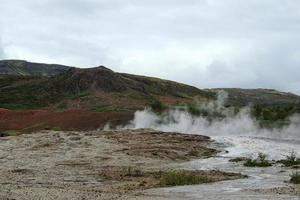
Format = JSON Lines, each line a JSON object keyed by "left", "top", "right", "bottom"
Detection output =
{"left": 210, "top": 88, "right": 300, "bottom": 106}
{"left": 0, "top": 67, "right": 213, "bottom": 110}
{"left": 0, "top": 60, "right": 70, "bottom": 76}
{"left": 1, "top": 60, "right": 300, "bottom": 113}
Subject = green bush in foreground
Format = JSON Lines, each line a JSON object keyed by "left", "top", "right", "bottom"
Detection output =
{"left": 148, "top": 99, "right": 165, "bottom": 110}
{"left": 244, "top": 153, "right": 272, "bottom": 167}
{"left": 278, "top": 152, "right": 300, "bottom": 167}
{"left": 160, "top": 170, "right": 209, "bottom": 186}
{"left": 290, "top": 172, "right": 300, "bottom": 184}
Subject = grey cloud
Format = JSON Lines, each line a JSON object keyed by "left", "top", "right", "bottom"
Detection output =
{"left": 1, "top": 0, "right": 300, "bottom": 94}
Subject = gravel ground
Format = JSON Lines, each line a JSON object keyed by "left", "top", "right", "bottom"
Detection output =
{"left": 0, "top": 129, "right": 236, "bottom": 200}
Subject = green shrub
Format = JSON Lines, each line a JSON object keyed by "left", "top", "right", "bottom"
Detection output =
{"left": 0, "top": 132, "right": 10, "bottom": 137}
{"left": 0, "top": 130, "right": 18, "bottom": 137}
{"left": 278, "top": 152, "right": 300, "bottom": 167}
{"left": 185, "top": 104, "right": 225, "bottom": 118}
{"left": 290, "top": 172, "right": 300, "bottom": 184}
{"left": 229, "top": 157, "right": 247, "bottom": 163}
{"left": 251, "top": 105, "right": 300, "bottom": 127}
{"left": 244, "top": 153, "right": 272, "bottom": 167}
{"left": 148, "top": 99, "right": 165, "bottom": 110}
{"left": 160, "top": 170, "right": 209, "bottom": 186}
{"left": 52, "top": 127, "right": 61, "bottom": 131}
{"left": 187, "top": 104, "right": 202, "bottom": 116}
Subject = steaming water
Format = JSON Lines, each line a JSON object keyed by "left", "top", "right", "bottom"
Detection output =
{"left": 143, "top": 135, "right": 300, "bottom": 199}
{"left": 124, "top": 98, "right": 300, "bottom": 199}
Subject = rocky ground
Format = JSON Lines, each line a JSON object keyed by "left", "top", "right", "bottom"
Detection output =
{"left": 0, "top": 129, "right": 244, "bottom": 200}
{"left": 251, "top": 185, "right": 300, "bottom": 196}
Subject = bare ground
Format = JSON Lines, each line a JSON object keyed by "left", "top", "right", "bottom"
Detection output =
{"left": 0, "top": 129, "right": 243, "bottom": 200}
{"left": 251, "top": 185, "right": 300, "bottom": 196}
{"left": 0, "top": 108, "right": 133, "bottom": 132}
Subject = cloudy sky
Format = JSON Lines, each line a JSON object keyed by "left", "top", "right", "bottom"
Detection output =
{"left": 1, "top": 0, "right": 300, "bottom": 94}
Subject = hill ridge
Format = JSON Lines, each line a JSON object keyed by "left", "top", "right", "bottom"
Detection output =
{"left": 0, "top": 59, "right": 300, "bottom": 110}
{"left": 0, "top": 62, "right": 213, "bottom": 110}
{"left": 0, "top": 59, "right": 71, "bottom": 76}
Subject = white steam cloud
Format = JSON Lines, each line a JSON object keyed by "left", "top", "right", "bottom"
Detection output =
{"left": 125, "top": 91, "right": 300, "bottom": 140}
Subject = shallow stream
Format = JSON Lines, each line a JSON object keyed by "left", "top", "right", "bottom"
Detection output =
{"left": 145, "top": 134, "right": 300, "bottom": 199}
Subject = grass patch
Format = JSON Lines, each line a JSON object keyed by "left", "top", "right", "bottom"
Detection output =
{"left": 52, "top": 127, "right": 61, "bottom": 131}
{"left": 147, "top": 99, "right": 165, "bottom": 110}
{"left": 278, "top": 152, "right": 300, "bottom": 167}
{"left": 244, "top": 153, "right": 272, "bottom": 167}
{"left": 229, "top": 157, "right": 247, "bottom": 163}
{"left": 159, "top": 170, "right": 210, "bottom": 186}
{"left": 290, "top": 172, "right": 300, "bottom": 184}
{"left": 66, "top": 91, "right": 89, "bottom": 100}
{"left": 100, "top": 166, "right": 246, "bottom": 190}
{"left": 0, "top": 130, "right": 19, "bottom": 137}
{"left": 94, "top": 105, "right": 133, "bottom": 112}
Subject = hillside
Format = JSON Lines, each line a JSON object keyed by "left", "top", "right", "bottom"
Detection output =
{"left": 0, "top": 62, "right": 215, "bottom": 132}
{"left": 1, "top": 60, "right": 300, "bottom": 132}
{"left": 1, "top": 60, "right": 300, "bottom": 110}
{"left": 210, "top": 88, "right": 300, "bottom": 107}
{"left": 0, "top": 64, "right": 213, "bottom": 110}
{"left": 0, "top": 60, "right": 71, "bottom": 76}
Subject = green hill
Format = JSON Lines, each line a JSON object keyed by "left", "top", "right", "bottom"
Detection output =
{"left": 0, "top": 60, "right": 71, "bottom": 76}
{"left": 0, "top": 64, "right": 213, "bottom": 110}
{"left": 209, "top": 88, "right": 300, "bottom": 107}
{"left": 1, "top": 60, "right": 300, "bottom": 112}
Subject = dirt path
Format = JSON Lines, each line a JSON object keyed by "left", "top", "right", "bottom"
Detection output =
{"left": 0, "top": 129, "right": 243, "bottom": 199}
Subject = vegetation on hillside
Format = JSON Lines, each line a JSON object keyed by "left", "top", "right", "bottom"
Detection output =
{"left": 172, "top": 102, "right": 300, "bottom": 128}
{"left": 1, "top": 60, "right": 300, "bottom": 115}
{"left": 0, "top": 60, "right": 70, "bottom": 76}
{"left": 210, "top": 88, "right": 300, "bottom": 107}
{"left": 0, "top": 66, "right": 212, "bottom": 110}
{"left": 147, "top": 98, "right": 166, "bottom": 110}
{"left": 0, "top": 74, "right": 90, "bottom": 109}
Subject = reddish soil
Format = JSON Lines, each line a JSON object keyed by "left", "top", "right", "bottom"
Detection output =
{"left": 0, "top": 108, "right": 133, "bottom": 132}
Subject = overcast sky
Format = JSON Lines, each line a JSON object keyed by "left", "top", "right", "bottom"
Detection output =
{"left": 1, "top": 0, "right": 300, "bottom": 94}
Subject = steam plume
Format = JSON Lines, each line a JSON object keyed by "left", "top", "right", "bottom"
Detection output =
{"left": 126, "top": 91, "right": 300, "bottom": 140}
